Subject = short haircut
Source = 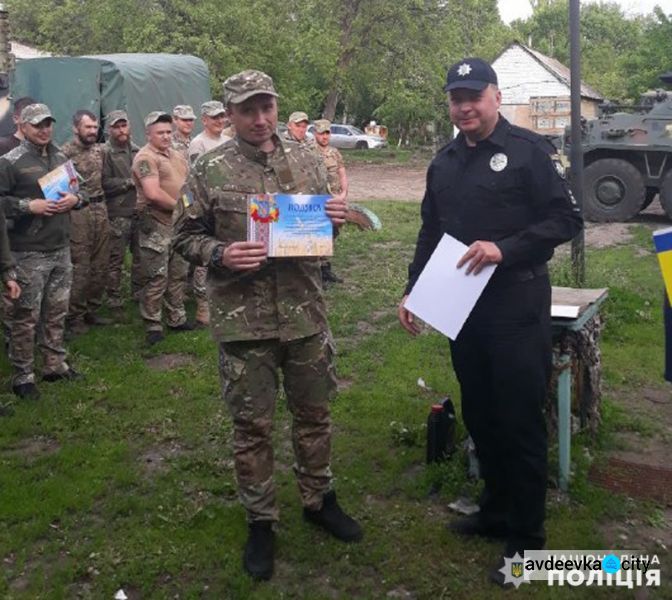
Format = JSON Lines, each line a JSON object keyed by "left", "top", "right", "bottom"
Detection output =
{"left": 73, "top": 109, "right": 97, "bottom": 127}
{"left": 13, "top": 96, "right": 37, "bottom": 116}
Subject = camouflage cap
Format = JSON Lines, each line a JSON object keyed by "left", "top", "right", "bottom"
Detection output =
{"left": 106, "top": 109, "right": 128, "bottom": 126}
{"left": 201, "top": 101, "right": 226, "bottom": 117}
{"left": 222, "top": 70, "right": 278, "bottom": 105}
{"left": 288, "top": 111, "right": 309, "bottom": 124}
{"left": 144, "top": 111, "right": 172, "bottom": 127}
{"left": 173, "top": 104, "right": 196, "bottom": 120}
{"left": 20, "top": 103, "right": 55, "bottom": 125}
{"left": 314, "top": 119, "right": 332, "bottom": 133}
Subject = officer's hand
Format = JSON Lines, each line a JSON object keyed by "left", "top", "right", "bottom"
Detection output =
{"left": 4, "top": 280, "right": 20, "bottom": 300}
{"left": 29, "top": 199, "right": 57, "bottom": 216}
{"left": 325, "top": 197, "right": 348, "bottom": 226}
{"left": 222, "top": 241, "right": 268, "bottom": 271}
{"left": 53, "top": 192, "right": 79, "bottom": 213}
{"left": 457, "top": 240, "right": 503, "bottom": 275}
{"left": 398, "top": 294, "right": 421, "bottom": 336}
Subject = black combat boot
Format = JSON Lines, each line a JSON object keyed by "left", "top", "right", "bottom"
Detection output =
{"left": 12, "top": 382, "right": 40, "bottom": 399}
{"left": 243, "top": 521, "right": 275, "bottom": 580}
{"left": 447, "top": 514, "right": 508, "bottom": 539}
{"left": 321, "top": 262, "right": 343, "bottom": 285}
{"left": 303, "top": 490, "right": 363, "bottom": 542}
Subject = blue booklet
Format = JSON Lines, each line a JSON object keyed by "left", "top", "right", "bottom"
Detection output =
{"left": 38, "top": 160, "right": 79, "bottom": 201}
{"left": 247, "top": 194, "right": 333, "bottom": 257}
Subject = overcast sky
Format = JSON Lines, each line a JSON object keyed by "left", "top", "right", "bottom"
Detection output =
{"left": 498, "top": 0, "right": 672, "bottom": 24}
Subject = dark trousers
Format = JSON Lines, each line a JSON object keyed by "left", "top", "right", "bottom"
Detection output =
{"left": 450, "top": 274, "right": 551, "bottom": 550}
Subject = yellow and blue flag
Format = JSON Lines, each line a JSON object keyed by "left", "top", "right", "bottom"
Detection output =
{"left": 654, "top": 227, "right": 672, "bottom": 303}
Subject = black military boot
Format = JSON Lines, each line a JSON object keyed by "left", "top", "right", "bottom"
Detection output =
{"left": 243, "top": 521, "right": 275, "bottom": 580}
{"left": 303, "top": 491, "right": 363, "bottom": 542}
{"left": 12, "top": 382, "right": 40, "bottom": 399}
{"left": 447, "top": 514, "right": 508, "bottom": 539}
{"left": 321, "top": 262, "right": 343, "bottom": 285}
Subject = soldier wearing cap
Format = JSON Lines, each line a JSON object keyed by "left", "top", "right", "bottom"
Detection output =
{"left": 174, "top": 69, "right": 362, "bottom": 581}
{"left": 62, "top": 109, "right": 111, "bottom": 335}
{"left": 0, "top": 96, "right": 37, "bottom": 157}
{"left": 102, "top": 110, "right": 141, "bottom": 321}
{"left": 313, "top": 118, "right": 348, "bottom": 284}
{"left": 399, "top": 57, "right": 582, "bottom": 585}
{"left": 187, "top": 101, "right": 232, "bottom": 163}
{"left": 132, "top": 111, "right": 192, "bottom": 344}
{"left": 284, "top": 111, "right": 316, "bottom": 149}
{"left": 171, "top": 105, "right": 196, "bottom": 162}
{"left": 0, "top": 103, "right": 85, "bottom": 399}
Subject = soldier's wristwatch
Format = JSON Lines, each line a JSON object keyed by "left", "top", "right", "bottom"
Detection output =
{"left": 210, "top": 244, "right": 226, "bottom": 268}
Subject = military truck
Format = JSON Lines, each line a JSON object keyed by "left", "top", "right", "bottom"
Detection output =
{"left": 0, "top": 6, "right": 211, "bottom": 145}
{"left": 576, "top": 73, "right": 672, "bottom": 222}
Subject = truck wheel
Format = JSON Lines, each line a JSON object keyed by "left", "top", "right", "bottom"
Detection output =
{"left": 583, "top": 158, "right": 645, "bottom": 222}
{"left": 659, "top": 171, "right": 672, "bottom": 219}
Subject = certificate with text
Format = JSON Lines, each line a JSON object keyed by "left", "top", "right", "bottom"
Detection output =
{"left": 247, "top": 194, "right": 333, "bottom": 258}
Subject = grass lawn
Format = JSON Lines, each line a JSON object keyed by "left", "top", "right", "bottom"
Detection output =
{"left": 0, "top": 202, "right": 669, "bottom": 598}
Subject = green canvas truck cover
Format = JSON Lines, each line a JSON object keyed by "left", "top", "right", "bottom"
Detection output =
{"left": 7, "top": 53, "right": 210, "bottom": 145}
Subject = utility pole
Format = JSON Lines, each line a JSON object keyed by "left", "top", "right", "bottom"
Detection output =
{"left": 569, "top": 0, "right": 585, "bottom": 285}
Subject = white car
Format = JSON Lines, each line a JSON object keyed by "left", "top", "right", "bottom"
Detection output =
{"left": 308, "top": 124, "right": 387, "bottom": 149}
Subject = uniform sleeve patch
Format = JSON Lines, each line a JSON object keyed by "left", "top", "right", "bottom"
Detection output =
{"left": 137, "top": 159, "right": 153, "bottom": 178}
{"left": 550, "top": 154, "right": 567, "bottom": 179}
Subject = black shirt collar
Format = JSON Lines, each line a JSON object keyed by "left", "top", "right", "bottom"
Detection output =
{"left": 449, "top": 114, "right": 510, "bottom": 155}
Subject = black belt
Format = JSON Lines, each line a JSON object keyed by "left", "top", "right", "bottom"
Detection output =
{"left": 493, "top": 264, "right": 548, "bottom": 284}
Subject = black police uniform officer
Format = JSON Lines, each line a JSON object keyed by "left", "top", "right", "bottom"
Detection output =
{"left": 404, "top": 59, "right": 583, "bottom": 560}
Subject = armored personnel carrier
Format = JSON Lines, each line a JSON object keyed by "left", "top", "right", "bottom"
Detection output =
{"left": 578, "top": 72, "right": 672, "bottom": 222}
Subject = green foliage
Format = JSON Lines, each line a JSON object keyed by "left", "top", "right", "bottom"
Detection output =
{"left": 5, "top": 0, "right": 672, "bottom": 139}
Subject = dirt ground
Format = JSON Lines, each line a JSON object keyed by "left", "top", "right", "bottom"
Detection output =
{"left": 347, "top": 162, "right": 670, "bottom": 249}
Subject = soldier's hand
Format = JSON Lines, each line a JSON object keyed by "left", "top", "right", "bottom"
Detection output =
{"left": 4, "top": 280, "right": 20, "bottom": 300}
{"left": 222, "top": 241, "right": 268, "bottom": 271}
{"left": 29, "top": 199, "right": 57, "bottom": 216}
{"left": 53, "top": 192, "right": 79, "bottom": 213}
{"left": 398, "top": 294, "right": 421, "bottom": 336}
{"left": 457, "top": 240, "right": 503, "bottom": 275}
{"left": 325, "top": 197, "right": 348, "bottom": 226}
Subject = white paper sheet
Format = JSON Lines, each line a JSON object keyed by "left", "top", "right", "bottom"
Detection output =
{"left": 551, "top": 304, "right": 580, "bottom": 319}
{"left": 404, "top": 234, "right": 497, "bottom": 340}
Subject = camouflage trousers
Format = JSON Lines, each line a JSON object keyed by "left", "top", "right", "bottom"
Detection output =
{"left": 106, "top": 215, "right": 141, "bottom": 309}
{"left": 9, "top": 247, "right": 72, "bottom": 385}
{"left": 138, "top": 215, "right": 188, "bottom": 332}
{"left": 218, "top": 331, "right": 337, "bottom": 522}
{"left": 192, "top": 265, "right": 207, "bottom": 300}
{"left": 68, "top": 202, "right": 110, "bottom": 322}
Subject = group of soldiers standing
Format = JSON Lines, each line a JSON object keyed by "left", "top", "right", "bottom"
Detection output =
{"left": 0, "top": 88, "right": 350, "bottom": 400}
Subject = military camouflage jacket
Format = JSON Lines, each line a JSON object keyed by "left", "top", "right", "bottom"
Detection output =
{"left": 172, "top": 132, "right": 191, "bottom": 162}
{"left": 317, "top": 145, "right": 344, "bottom": 194}
{"left": 173, "top": 135, "right": 330, "bottom": 343}
{"left": 283, "top": 130, "right": 317, "bottom": 151}
{"left": 102, "top": 140, "right": 140, "bottom": 218}
{"left": 0, "top": 140, "right": 81, "bottom": 252}
{"left": 62, "top": 138, "right": 105, "bottom": 199}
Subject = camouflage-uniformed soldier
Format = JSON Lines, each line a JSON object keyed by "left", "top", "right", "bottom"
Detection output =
{"left": 0, "top": 96, "right": 37, "bottom": 157}
{"left": 171, "top": 105, "right": 196, "bottom": 161}
{"left": 102, "top": 110, "right": 141, "bottom": 321}
{"left": 62, "top": 110, "right": 111, "bottom": 335}
{"left": 313, "top": 119, "right": 348, "bottom": 284}
{"left": 0, "top": 104, "right": 84, "bottom": 399}
{"left": 188, "top": 101, "right": 232, "bottom": 163}
{"left": 284, "top": 111, "right": 316, "bottom": 150}
{"left": 133, "top": 111, "right": 192, "bottom": 345}
{"left": 174, "top": 70, "right": 362, "bottom": 581}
